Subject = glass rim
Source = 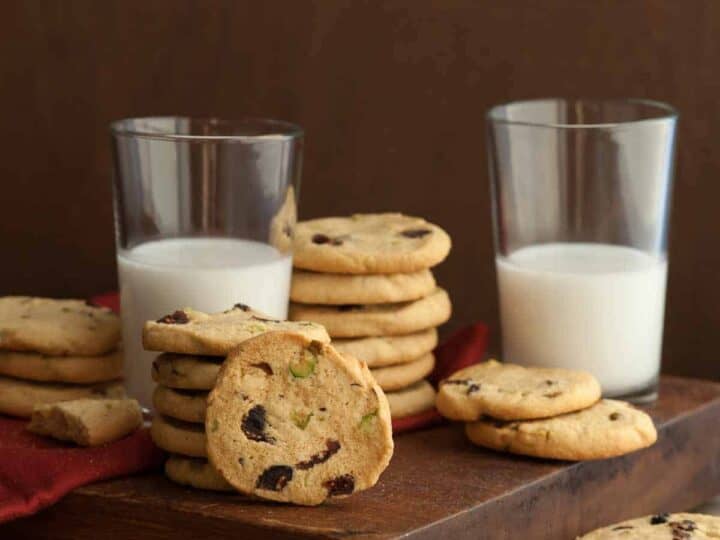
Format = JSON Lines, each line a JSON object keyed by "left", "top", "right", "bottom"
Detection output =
{"left": 110, "top": 116, "right": 303, "bottom": 142}
{"left": 487, "top": 98, "right": 678, "bottom": 129}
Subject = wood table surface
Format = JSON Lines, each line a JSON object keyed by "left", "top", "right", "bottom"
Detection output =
{"left": 4, "top": 376, "right": 720, "bottom": 540}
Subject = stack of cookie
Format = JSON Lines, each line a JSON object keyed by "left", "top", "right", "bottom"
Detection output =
{"left": 289, "top": 213, "right": 452, "bottom": 422}
{"left": 0, "top": 297, "right": 125, "bottom": 418}
{"left": 143, "top": 304, "right": 331, "bottom": 491}
{"left": 436, "top": 361, "right": 658, "bottom": 461}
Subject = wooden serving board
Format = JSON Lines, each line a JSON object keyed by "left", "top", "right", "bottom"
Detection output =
{"left": 5, "top": 376, "right": 720, "bottom": 540}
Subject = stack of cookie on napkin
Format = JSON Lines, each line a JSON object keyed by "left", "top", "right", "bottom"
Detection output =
{"left": 289, "top": 213, "right": 452, "bottom": 422}
{"left": 436, "top": 360, "right": 658, "bottom": 460}
{"left": 0, "top": 297, "right": 125, "bottom": 418}
{"left": 143, "top": 303, "right": 331, "bottom": 491}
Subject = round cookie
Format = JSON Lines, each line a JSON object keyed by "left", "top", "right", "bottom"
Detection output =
{"left": 289, "top": 288, "right": 451, "bottom": 338}
{"left": 293, "top": 213, "right": 451, "bottom": 274}
{"left": 578, "top": 513, "right": 720, "bottom": 539}
{"left": 165, "top": 455, "right": 234, "bottom": 492}
{"left": 153, "top": 385, "right": 207, "bottom": 423}
{"left": 333, "top": 329, "right": 438, "bottom": 368}
{"left": 436, "top": 359, "right": 601, "bottom": 422}
{"left": 0, "top": 350, "right": 123, "bottom": 384}
{"left": 0, "top": 296, "right": 120, "bottom": 356}
{"left": 291, "top": 270, "right": 436, "bottom": 305}
{"left": 0, "top": 376, "right": 125, "bottom": 418}
{"left": 206, "top": 331, "right": 394, "bottom": 506}
{"left": 386, "top": 380, "right": 436, "bottom": 418}
{"left": 151, "top": 354, "right": 221, "bottom": 390}
{"left": 143, "top": 304, "right": 330, "bottom": 356}
{"left": 465, "top": 399, "right": 657, "bottom": 461}
{"left": 150, "top": 415, "right": 207, "bottom": 458}
{"left": 370, "top": 353, "right": 435, "bottom": 392}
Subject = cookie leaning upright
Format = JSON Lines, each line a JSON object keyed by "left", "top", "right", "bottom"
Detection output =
{"left": 206, "top": 331, "right": 394, "bottom": 505}
{"left": 292, "top": 213, "right": 451, "bottom": 274}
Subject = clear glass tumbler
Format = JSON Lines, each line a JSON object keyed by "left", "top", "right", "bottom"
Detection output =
{"left": 487, "top": 99, "right": 677, "bottom": 402}
{"left": 111, "top": 117, "right": 303, "bottom": 407}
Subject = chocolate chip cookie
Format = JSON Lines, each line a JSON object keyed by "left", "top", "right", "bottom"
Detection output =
{"left": 289, "top": 288, "right": 451, "bottom": 338}
{"left": 577, "top": 513, "right": 720, "bottom": 539}
{"left": 465, "top": 399, "right": 657, "bottom": 460}
{"left": 153, "top": 385, "right": 207, "bottom": 423}
{"left": 0, "top": 350, "right": 123, "bottom": 384}
{"left": 206, "top": 331, "right": 394, "bottom": 505}
{"left": 436, "top": 359, "right": 601, "bottom": 421}
{"left": 370, "top": 353, "right": 435, "bottom": 392}
{"left": 151, "top": 354, "right": 221, "bottom": 390}
{"left": 332, "top": 329, "right": 438, "bottom": 368}
{"left": 386, "top": 380, "right": 437, "bottom": 418}
{"left": 293, "top": 213, "right": 451, "bottom": 274}
{"left": 165, "top": 455, "right": 234, "bottom": 492}
{"left": 291, "top": 269, "right": 436, "bottom": 305}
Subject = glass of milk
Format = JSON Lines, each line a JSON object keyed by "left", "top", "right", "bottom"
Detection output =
{"left": 110, "top": 117, "right": 302, "bottom": 407}
{"left": 487, "top": 99, "right": 678, "bottom": 402}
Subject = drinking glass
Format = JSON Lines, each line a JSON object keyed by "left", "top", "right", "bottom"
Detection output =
{"left": 111, "top": 117, "right": 303, "bottom": 407}
{"left": 487, "top": 99, "right": 677, "bottom": 402}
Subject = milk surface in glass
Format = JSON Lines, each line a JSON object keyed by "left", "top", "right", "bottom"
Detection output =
{"left": 118, "top": 237, "right": 292, "bottom": 407}
{"left": 496, "top": 242, "right": 667, "bottom": 397}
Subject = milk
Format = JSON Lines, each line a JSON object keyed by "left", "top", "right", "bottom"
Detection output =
{"left": 117, "top": 237, "right": 292, "bottom": 407}
{"left": 496, "top": 243, "right": 667, "bottom": 397}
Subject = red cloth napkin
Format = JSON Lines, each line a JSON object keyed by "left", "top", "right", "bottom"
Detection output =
{"left": 0, "top": 420, "right": 164, "bottom": 524}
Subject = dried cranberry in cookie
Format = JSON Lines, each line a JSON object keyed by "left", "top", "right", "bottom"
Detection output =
{"left": 293, "top": 213, "right": 451, "bottom": 274}
{"left": 206, "top": 331, "right": 393, "bottom": 505}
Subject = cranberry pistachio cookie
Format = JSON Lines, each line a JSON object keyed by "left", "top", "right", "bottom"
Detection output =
{"left": 150, "top": 414, "right": 207, "bottom": 458}
{"left": 577, "top": 513, "right": 720, "bottom": 539}
{"left": 206, "top": 331, "right": 394, "bottom": 506}
{"left": 28, "top": 398, "right": 142, "bottom": 446}
{"left": 291, "top": 269, "right": 436, "bottom": 305}
{"left": 386, "top": 380, "right": 437, "bottom": 418}
{"left": 0, "top": 350, "right": 123, "bottom": 384}
{"left": 466, "top": 399, "right": 657, "bottom": 461}
{"left": 153, "top": 386, "right": 207, "bottom": 423}
{"left": 436, "top": 360, "right": 601, "bottom": 421}
{"left": 370, "top": 353, "right": 435, "bottom": 392}
{"left": 332, "top": 329, "right": 438, "bottom": 368}
{"left": 151, "top": 354, "right": 222, "bottom": 390}
{"left": 0, "top": 296, "right": 120, "bottom": 356}
{"left": 293, "top": 213, "right": 451, "bottom": 274}
{"left": 165, "top": 455, "right": 234, "bottom": 492}
{"left": 289, "top": 288, "right": 451, "bottom": 338}
{"left": 0, "top": 376, "right": 125, "bottom": 418}
{"left": 143, "top": 304, "right": 329, "bottom": 356}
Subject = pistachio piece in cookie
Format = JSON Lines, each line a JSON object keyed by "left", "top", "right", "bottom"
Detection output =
{"left": 436, "top": 359, "right": 601, "bottom": 421}
{"left": 205, "top": 331, "right": 393, "bottom": 506}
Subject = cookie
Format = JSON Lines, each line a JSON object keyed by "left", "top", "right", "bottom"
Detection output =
{"left": 206, "top": 331, "right": 394, "bottom": 506}
{"left": 289, "top": 288, "right": 451, "bottom": 338}
{"left": 165, "top": 455, "right": 234, "bottom": 492}
{"left": 290, "top": 270, "right": 436, "bottom": 305}
{"left": 143, "top": 304, "right": 330, "bottom": 356}
{"left": 436, "top": 359, "right": 601, "bottom": 422}
{"left": 151, "top": 354, "right": 221, "bottom": 390}
{"left": 150, "top": 415, "right": 207, "bottom": 458}
{"left": 0, "top": 376, "right": 125, "bottom": 418}
{"left": 153, "top": 385, "right": 207, "bottom": 423}
{"left": 386, "top": 380, "right": 436, "bottom": 418}
{"left": 0, "top": 350, "right": 123, "bottom": 384}
{"left": 465, "top": 399, "right": 657, "bottom": 461}
{"left": 28, "top": 398, "right": 142, "bottom": 446}
{"left": 293, "top": 213, "right": 451, "bottom": 274}
{"left": 268, "top": 185, "right": 297, "bottom": 254}
{"left": 333, "top": 329, "right": 438, "bottom": 368}
{"left": 577, "top": 513, "right": 720, "bottom": 539}
{"left": 370, "top": 353, "right": 435, "bottom": 392}
{"left": 0, "top": 296, "right": 120, "bottom": 356}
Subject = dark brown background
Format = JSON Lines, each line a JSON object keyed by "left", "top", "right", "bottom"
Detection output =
{"left": 0, "top": 1, "right": 717, "bottom": 379}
